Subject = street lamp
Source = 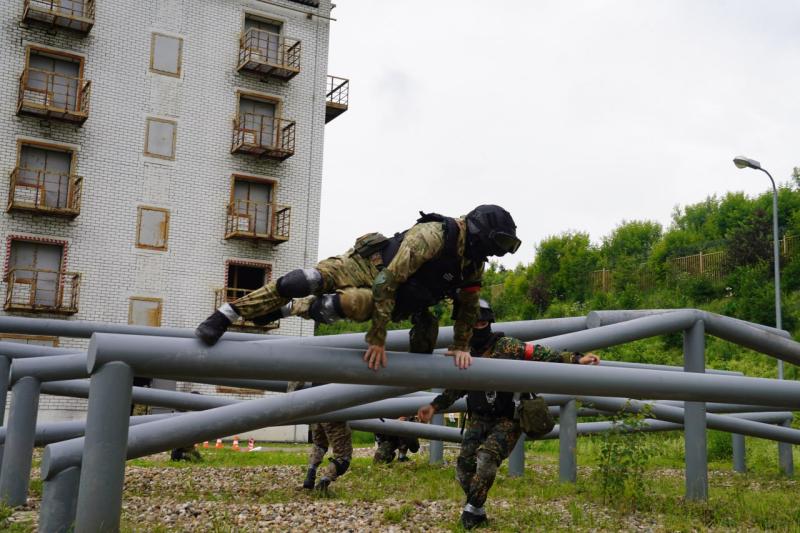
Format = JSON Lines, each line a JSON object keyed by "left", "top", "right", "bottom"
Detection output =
{"left": 733, "top": 155, "right": 784, "bottom": 379}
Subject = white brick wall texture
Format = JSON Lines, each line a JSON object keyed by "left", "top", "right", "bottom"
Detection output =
{"left": 0, "top": 0, "right": 335, "bottom": 439}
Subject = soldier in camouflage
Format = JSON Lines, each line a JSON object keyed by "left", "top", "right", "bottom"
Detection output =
{"left": 417, "top": 300, "right": 600, "bottom": 530}
{"left": 195, "top": 205, "right": 521, "bottom": 369}
{"left": 373, "top": 416, "right": 421, "bottom": 463}
{"left": 303, "top": 421, "right": 353, "bottom": 493}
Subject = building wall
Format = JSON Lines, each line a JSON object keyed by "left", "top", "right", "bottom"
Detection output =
{"left": 0, "top": 0, "right": 333, "bottom": 441}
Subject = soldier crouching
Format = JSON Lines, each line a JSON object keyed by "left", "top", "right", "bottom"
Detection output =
{"left": 373, "top": 416, "right": 421, "bottom": 463}
{"left": 303, "top": 421, "right": 353, "bottom": 494}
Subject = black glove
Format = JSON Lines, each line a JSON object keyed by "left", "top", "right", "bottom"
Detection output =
{"left": 195, "top": 310, "right": 232, "bottom": 345}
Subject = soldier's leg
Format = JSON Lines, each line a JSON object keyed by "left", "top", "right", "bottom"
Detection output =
{"left": 409, "top": 308, "right": 440, "bottom": 354}
{"left": 466, "top": 418, "right": 522, "bottom": 510}
{"left": 317, "top": 422, "right": 353, "bottom": 482}
{"left": 304, "top": 424, "right": 329, "bottom": 489}
{"left": 373, "top": 438, "right": 397, "bottom": 464}
{"left": 279, "top": 288, "right": 374, "bottom": 324}
{"left": 456, "top": 419, "right": 486, "bottom": 497}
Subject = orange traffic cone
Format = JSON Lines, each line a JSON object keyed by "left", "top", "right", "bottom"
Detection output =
{"left": 247, "top": 438, "right": 255, "bottom": 451}
{"left": 215, "top": 439, "right": 223, "bottom": 449}
{"left": 203, "top": 441, "right": 209, "bottom": 448}
{"left": 233, "top": 435, "right": 240, "bottom": 451}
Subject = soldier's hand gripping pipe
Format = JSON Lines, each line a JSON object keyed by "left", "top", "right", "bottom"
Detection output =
{"left": 416, "top": 300, "right": 599, "bottom": 530}
{"left": 195, "top": 205, "right": 521, "bottom": 371}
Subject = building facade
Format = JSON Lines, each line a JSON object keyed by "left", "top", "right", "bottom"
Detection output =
{"left": 0, "top": 0, "right": 348, "bottom": 440}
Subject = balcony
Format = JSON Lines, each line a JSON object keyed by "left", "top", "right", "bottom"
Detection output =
{"left": 7, "top": 167, "right": 82, "bottom": 217}
{"left": 17, "top": 68, "right": 91, "bottom": 125}
{"left": 237, "top": 28, "right": 301, "bottom": 82}
{"left": 23, "top": 0, "right": 95, "bottom": 34}
{"left": 213, "top": 288, "right": 278, "bottom": 331}
{"left": 4, "top": 268, "right": 81, "bottom": 314}
{"left": 231, "top": 114, "right": 296, "bottom": 160}
{"left": 225, "top": 199, "right": 291, "bottom": 243}
{"left": 325, "top": 75, "right": 349, "bottom": 123}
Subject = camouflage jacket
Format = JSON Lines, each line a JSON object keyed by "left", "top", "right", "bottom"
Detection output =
{"left": 430, "top": 336, "right": 579, "bottom": 412}
{"left": 366, "top": 218, "right": 483, "bottom": 351}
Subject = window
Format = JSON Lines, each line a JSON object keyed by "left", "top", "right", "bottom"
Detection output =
{"left": 226, "top": 261, "right": 269, "bottom": 301}
{"left": 144, "top": 117, "right": 177, "bottom": 160}
{"left": 150, "top": 33, "right": 183, "bottom": 77}
{"left": 7, "top": 239, "right": 64, "bottom": 308}
{"left": 136, "top": 206, "right": 169, "bottom": 250}
{"left": 24, "top": 47, "right": 84, "bottom": 113}
{"left": 0, "top": 334, "right": 59, "bottom": 347}
{"left": 14, "top": 142, "right": 75, "bottom": 209}
{"left": 244, "top": 16, "right": 282, "bottom": 64}
{"left": 238, "top": 95, "right": 278, "bottom": 147}
{"left": 230, "top": 176, "right": 275, "bottom": 235}
{"left": 129, "top": 297, "right": 162, "bottom": 326}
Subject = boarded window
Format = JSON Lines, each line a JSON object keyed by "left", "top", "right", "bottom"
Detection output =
{"left": 144, "top": 118, "right": 177, "bottom": 159}
{"left": 150, "top": 33, "right": 182, "bottom": 76}
{"left": 129, "top": 298, "right": 162, "bottom": 326}
{"left": 136, "top": 206, "right": 169, "bottom": 250}
{"left": 0, "top": 333, "right": 59, "bottom": 346}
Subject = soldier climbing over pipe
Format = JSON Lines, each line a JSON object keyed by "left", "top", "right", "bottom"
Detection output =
{"left": 416, "top": 300, "right": 600, "bottom": 530}
{"left": 196, "top": 205, "right": 521, "bottom": 369}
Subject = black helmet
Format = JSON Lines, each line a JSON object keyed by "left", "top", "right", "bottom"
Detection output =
{"left": 478, "top": 299, "right": 495, "bottom": 323}
{"left": 465, "top": 204, "right": 521, "bottom": 260}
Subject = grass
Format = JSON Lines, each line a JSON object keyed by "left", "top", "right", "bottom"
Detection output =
{"left": 113, "top": 434, "right": 800, "bottom": 531}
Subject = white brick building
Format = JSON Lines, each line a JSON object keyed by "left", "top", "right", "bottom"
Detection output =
{"left": 0, "top": 0, "right": 348, "bottom": 440}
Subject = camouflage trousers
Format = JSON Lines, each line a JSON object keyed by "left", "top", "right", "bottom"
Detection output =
{"left": 231, "top": 251, "right": 379, "bottom": 319}
{"left": 373, "top": 434, "right": 420, "bottom": 463}
{"left": 309, "top": 422, "right": 353, "bottom": 482}
{"left": 457, "top": 415, "right": 522, "bottom": 508}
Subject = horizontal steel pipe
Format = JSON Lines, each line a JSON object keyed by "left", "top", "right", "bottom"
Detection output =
{"left": 88, "top": 333, "right": 800, "bottom": 408}
{"left": 0, "top": 342, "right": 82, "bottom": 359}
{"left": 702, "top": 314, "right": 800, "bottom": 365}
{"left": 10, "top": 354, "right": 88, "bottom": 384}
{"left": 581, "top": 396, "right": 799, "bottom": 444}
{"left": 0, "top": 414, "right": 175, "bottom": 446}
{"left": 601, "top": 360, "right": 740, "bottom": 376}
{"left": 587, "top": 310, "right": 790, "bottom": 338}
{"left": 42, "top": 383, "right": 415, "bottom": 479}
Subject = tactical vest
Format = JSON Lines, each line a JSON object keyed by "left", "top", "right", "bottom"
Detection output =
{"left": 465, "top": 331, "right": 516, "bottom": 419}
{"left": 382, "top": 213, "right": 478, "bottom": 319}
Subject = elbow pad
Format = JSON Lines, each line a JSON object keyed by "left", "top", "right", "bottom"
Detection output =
{"left": 372, "top": 269, "right": 396, "bottom": 300}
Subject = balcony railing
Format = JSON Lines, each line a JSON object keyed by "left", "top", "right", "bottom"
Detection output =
{"left": 4, "top": 268, "right": 80, "bottom": 314}
{"left": 325, "top": 75, "right": 349, "bottom": 123}
{"left": 213, "top": 288, "right": 278, "bottom": 330}
{"left": 231, "top": 113, "right": 296, "bottom": 160}
{"left": 237, "top": 28, "right": 301, "bottom": 81}
{"left": 8, "top": 167, "right": 82, "bottom": 217}
{"left": 225, "top": 199, "right": 291, "bottom": 243}
{"left": 18, "top": 68, "right": 91, "bottom": 124}
{"left": 23, "top": 0, "right": 95, "bottom": 33}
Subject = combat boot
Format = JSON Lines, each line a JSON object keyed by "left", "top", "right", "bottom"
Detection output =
{"left": 302, "top": 466, "right": 317, "bottom": 490}
{"left": 397, "top": 454, "right": 410, "bottom": 462}
{"left": 314, "top": 476, "right": 331, "bottom": 495}
{"left": 460, "top": 505, "right": 488, "bottom": 530}
{"left": 195, "top": 304, "right": 238, "bottom": 345}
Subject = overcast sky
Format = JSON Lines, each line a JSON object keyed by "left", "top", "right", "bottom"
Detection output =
{"left": 320, "top": 1, "right": 800, "bottom": 268}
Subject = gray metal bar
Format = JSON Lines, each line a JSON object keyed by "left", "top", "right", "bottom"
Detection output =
{"left": 702, "top": 313, "right": 800, "bottom": 365}
{"left": 779, "top": 419, "right": 794, "bottom": 477}
{"left": 601, "top": 359, "right": 739, "bottom": 376}
{"left": 39, "top": 465, "right": 80, "bottom": 533}
{"left": 0, "top": 356, "right": 9, "bottom": 471}
{"left": 683, "top": 320, "right": 707, "bottom": 501}
{"left": 587, "top": 310, "right": 790, "bottom": 338}
{"left": 559, "top": 399, "right": 577, "bottom": 482}
{"left": 10, "top": 353, "right": 88, "bottom": 384}
{"left": 0, "top": 342, "right": 82, "bottom": 359}
{"left": 508, "top": 435, "right": 525, "bottom": 477}
{"left": 0, "top": 414, "right": 176, "bottom": 447}
{"left": 87, "top": 333, "right": 800, "bottom": 408}
{"left": 429, "top": 387, "right": 444, "bottom": 465}
{"left": 0, "top": 376, "right": 40, "bottom": 506}
{"left": 75, "top": 362, "right": 134, "bottom": 533}
{"left": 580, "top": 396, "right": 800, "bottom": 444}
{"left": 732, "top": 434, "right": 746, "bottom": 473}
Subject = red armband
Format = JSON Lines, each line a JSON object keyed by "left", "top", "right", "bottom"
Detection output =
{"left": 524, "top": 343, "right": 535, "bottom": 360}
{"left": 461, "top": 284, "right": 481, "bottom": 293}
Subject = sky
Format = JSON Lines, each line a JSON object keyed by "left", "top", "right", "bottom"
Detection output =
{"left": 320, "top": 1, "right": 800, "bottom": 268}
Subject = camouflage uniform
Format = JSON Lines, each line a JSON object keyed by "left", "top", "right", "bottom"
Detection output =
{"left": 373, "top": 417, "right": 421, "bottom": 463}
{"left": 228, "top": 219, "right": 483, "bottom": 352}
{"left": 308, "top": 421, "right": 353, "bottom": 483}
{"left": 431, "top": 336, "right": 579, "bottom": 510}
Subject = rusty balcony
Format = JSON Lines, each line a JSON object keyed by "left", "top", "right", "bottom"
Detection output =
{"left": 23, "top": 0, "right": 95, "bottom": 34}
{"left": 18, "top": 68, "right": 91, "bottom": 125}
{"left": 4, "top": 268, "right": 81, "bottom": 314}
{"left": 231, "top": 114, "right": 296, "bottom": 160}
{"left": 225, "top": 199, "right": 291, "bottom": 243}
{"left": 213, "top": 288, "right": 279, "bottom": 330}
{"left": 7, "top": 167, "right": 83, "bottom": 217}
{"left": 325, "top": 75, "right": 349, "bottom": 123}
{"left": 237, "top": 28, "right": 301, "bottom": 81}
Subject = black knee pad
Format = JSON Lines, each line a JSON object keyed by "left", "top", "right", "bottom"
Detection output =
{"left": 309, "top": 294, "right": 345, "bottom": 324}
{"left": 276, "top": 268, "right": 322, "bottom": 298}
{"left": 330, "top": 457, "right": 350, "bottom": 476}
{"left": 457, "top": 455, "right": 476, "bottom": 473}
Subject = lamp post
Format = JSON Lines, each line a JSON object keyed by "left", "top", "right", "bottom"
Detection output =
{"left": 733, "top": 156, "right": 783, "bottom": 379}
